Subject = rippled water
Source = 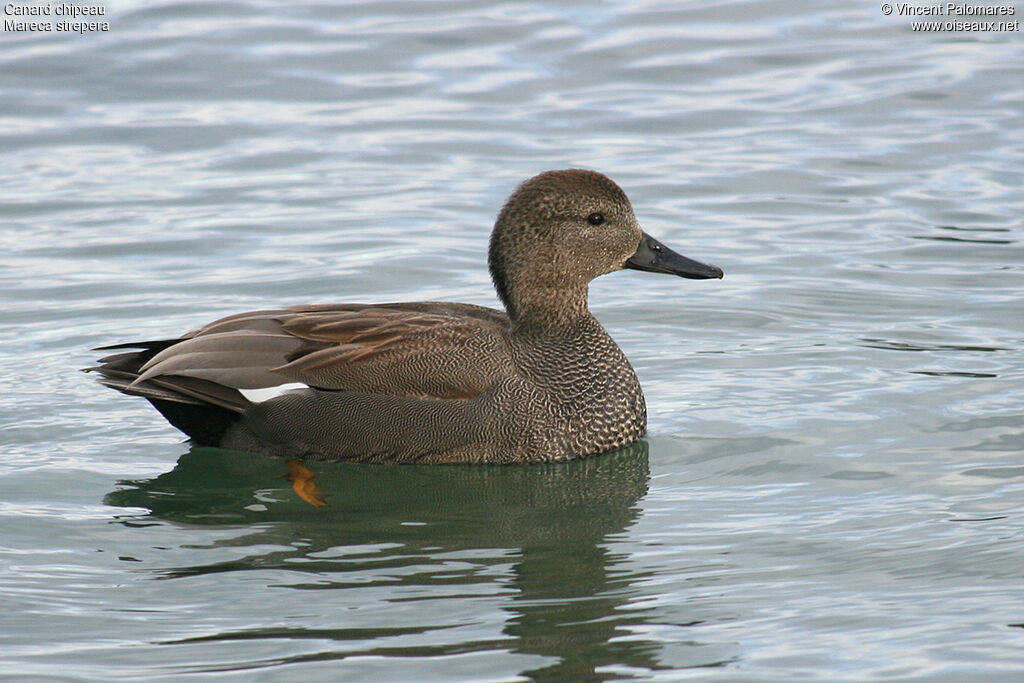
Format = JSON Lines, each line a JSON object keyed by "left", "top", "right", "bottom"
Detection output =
{"left": 2, "top": 1, "right": 1023, "bottom": 680}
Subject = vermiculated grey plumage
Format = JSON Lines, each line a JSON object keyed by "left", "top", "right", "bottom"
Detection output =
{"left": 88, "top": 169, "right": 722, "bottom": 463}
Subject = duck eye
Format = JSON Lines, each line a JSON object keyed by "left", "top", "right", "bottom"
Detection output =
{"left": 587, "top": 213, "right": 605, "bottom": 226}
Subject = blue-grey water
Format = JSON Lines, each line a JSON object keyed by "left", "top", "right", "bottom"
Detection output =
{"left": 2, "top": 1, "right": 1023, "bottom": 680}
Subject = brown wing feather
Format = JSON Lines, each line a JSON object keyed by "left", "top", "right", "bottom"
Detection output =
{"left": 122, "top": 302, "right": 514, "bottom": 400}
{"left": 272, "top": 305, "right": 514, "bottom": 398}
{"left": 134, "top": 330, "right": 304, "bottom": 389}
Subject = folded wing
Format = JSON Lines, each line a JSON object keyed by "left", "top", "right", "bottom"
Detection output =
{"left": 115, "top": 302, "right": 514, "bottom": 402}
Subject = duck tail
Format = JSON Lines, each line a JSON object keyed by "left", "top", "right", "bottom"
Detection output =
{"left": 85, "top": 341, "right": 249, "bottom": 445}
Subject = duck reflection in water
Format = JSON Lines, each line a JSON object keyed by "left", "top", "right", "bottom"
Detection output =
{"left": 105, "top": 441, "right": 695, "bottom": 680}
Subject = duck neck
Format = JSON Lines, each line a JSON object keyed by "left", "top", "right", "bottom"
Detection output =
{"left": 507, "top": 283, "right": 592, "bottom": 332}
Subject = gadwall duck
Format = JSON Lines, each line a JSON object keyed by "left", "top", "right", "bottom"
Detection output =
{"left": 90, "top": 169, "right": 722, "bottom": 463}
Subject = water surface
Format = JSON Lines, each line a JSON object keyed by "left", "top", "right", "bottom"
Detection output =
{"left": 2, "top": 1, "right": 1023, "bottom": 680}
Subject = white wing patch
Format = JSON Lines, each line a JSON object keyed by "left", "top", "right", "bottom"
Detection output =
{"left": 239, "top": 383, "right": 309, "bottom": 403}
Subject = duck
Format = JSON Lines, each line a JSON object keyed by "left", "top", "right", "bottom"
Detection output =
{"left": 89, "top": 169, "right": 723, "bottom": 463}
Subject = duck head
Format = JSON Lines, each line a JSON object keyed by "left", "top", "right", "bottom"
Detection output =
{"left": 488, "top": 169, "right": 722, "bottom": 322}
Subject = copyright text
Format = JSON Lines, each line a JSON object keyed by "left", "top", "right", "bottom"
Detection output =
{"left": 881, "top": 3, "right": 1019, "bottom": 30}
